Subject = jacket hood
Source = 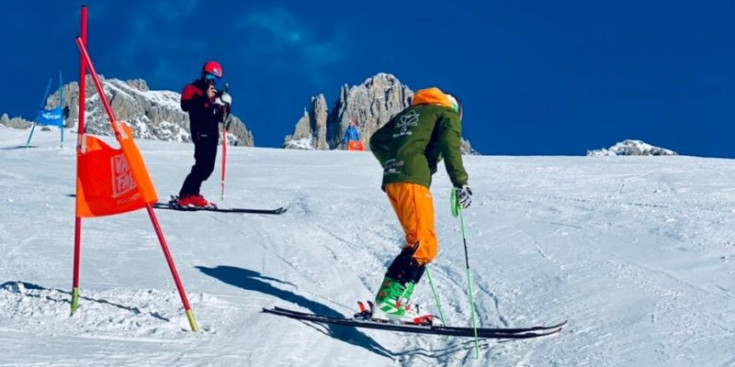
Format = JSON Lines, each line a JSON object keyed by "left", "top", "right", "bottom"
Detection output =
{"left": 412, "top": 87, "right": 453, "bottom": 109}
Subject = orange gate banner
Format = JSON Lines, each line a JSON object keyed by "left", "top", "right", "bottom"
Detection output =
{"left": 348, "top": 140, "right": 365, "bottom": 151}
{"left": 76, "top": 122, "right": 157, "bottom": 217}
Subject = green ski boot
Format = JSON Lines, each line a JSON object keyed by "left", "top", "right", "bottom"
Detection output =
{"left": 373, "top": 276, "right": 417, "bottom": 320}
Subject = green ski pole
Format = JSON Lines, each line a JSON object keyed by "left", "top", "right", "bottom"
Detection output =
{"left": 425, "top": 267, "right": 447, "bottom": 326}
{"left": 451, "top": 187, "right": 480, "bottom": 359}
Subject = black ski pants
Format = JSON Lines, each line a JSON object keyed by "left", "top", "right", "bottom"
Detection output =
{"left": 179, "top": 133, "right": 218, "bottom": 197}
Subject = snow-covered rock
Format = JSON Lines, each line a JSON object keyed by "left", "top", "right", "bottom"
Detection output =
{"left": 587, "top": 139, "right": 677, "bottom": 156}
{"left": 0, "top": 113, "right": 32, "bottom": 129}
{"left": 2, "top": 77, "right": 255, "bottom": 146}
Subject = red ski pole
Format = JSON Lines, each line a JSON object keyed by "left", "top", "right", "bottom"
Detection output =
{"left": 220, "top": 83, "right": 230, "bottom": 201}
{"left": 221, "top": 122, "right": 227, "bottom": 200}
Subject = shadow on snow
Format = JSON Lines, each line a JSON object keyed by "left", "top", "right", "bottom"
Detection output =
{"left": 0, "top": 280, "right": 170, "bottom": 322}
{"left": 196, "top": 265, "right": 395, "bottom": 359}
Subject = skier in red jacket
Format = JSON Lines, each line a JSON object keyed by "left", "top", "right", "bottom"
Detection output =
{"left": 176, "top": 61, "right": 232, "bottom": 208}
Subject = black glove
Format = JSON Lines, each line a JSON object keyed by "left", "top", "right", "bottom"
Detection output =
{"left": 456, "top": 185, "right": 472, "bottom": 209}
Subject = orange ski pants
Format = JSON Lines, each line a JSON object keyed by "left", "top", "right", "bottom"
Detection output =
{"left": 385, "top": 182, "right": 438, "bottom": 265}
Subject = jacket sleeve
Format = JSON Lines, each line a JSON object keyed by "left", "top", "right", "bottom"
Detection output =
{"left": 369, "top": 122, "right": 392, "bottom": 166}
{"left": 438, "top": 113, "right": 468, "bottom": 187}
{"left": 181, "top": 84, "right": 207, "bottom": 113}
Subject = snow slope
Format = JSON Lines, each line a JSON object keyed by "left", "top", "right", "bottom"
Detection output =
{"left": 1, "top": 127, "right": 734, "bottom": 366}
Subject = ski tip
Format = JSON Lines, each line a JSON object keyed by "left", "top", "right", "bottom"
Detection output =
{"left": 553, "top": 320, "right": 569, "bottom": 329}
{"left": 524, "top": 319, "right": 568, "bottom": 331}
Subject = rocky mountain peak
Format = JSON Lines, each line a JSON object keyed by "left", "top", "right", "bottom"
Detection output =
{"left": 283, "top": 73, "right": 478, "bottom": 154}
{"left": 587, "top": 139, "right": 677, "bottom": 156}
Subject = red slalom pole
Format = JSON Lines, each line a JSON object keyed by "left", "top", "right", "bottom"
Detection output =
{"left": 74, "top": 33, "right": 199, "bottom": 331}
{"left": 75, "top": 38, "right": 117, "bottom": 129}
{"left": 145, "top": 206, "right": 199, "bottom": 331}
{"left": 71, "top": 4, "right": 88, "bottom": 315}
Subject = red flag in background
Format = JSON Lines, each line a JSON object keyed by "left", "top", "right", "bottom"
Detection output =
{"left": 76, "top": 122, "right": 157, "bottom": 217}
{"left": 348, "top": 140, "right": 365, "bottom": 151}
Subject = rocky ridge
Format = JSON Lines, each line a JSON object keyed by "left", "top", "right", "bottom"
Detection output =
{"left": 283, "top": 73, "right": 478, "bottom": 155}
{"left": 1, "top": 77, "right": 254, "bottom": 146}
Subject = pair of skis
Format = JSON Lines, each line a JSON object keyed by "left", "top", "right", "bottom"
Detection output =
{"left": 263, "top": 306, "right": 566, "bottom": 339}
{"left": 152, "top": 196, "right": 286, "bottom": 215}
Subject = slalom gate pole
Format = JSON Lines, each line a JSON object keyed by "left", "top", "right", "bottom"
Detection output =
{"left": 25, "top": 79, "right": 52, "bottom": 148}
{"left": 70, "top": 5, "right": 88, "bottom": 315}
{"left": 425, "top": 267, "right": 447, "bottom": 326}
{"left": 146, "top": 206, "right": 200, "bottom": 332}
{"left": 75, "top": 32, "right": 199, "bottom": 332}
{"left": 59, "top": 71, "right": 64, "bottom": 147}
{"left": 25, "top": 124, "right": 36, "bottom": 149}
{"left": 451, "top": 188, "right": 480, "bottom": 359}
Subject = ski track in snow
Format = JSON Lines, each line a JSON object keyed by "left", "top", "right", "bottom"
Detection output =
{"left": 1, "top": 129, "right": 735, "bottom": 366}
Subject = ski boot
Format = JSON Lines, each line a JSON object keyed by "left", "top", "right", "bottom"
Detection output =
{"left": 369, "top": 277, "right": 432, "bottom": 325}
{"left": 175, "top": 194, "right": 216, "bottom": 208}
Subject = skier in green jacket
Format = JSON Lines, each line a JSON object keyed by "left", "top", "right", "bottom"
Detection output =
{"left": 369, "top": 87, "right": 472, "bottom": 321}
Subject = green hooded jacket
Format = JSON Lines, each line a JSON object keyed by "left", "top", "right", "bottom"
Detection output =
{"left": 369, "top": 103, "right": 468, "bottom": 190}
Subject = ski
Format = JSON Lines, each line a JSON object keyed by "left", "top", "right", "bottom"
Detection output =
{"left": 262, "top": 306, "right": 566, "bottom": 339}
{"left": 152, "top": 202, "right": 287, "bottom": 215}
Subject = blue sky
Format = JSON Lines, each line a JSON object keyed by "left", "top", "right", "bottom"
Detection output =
{"left": 2, "top": 1, "right": 735, "bottom": 157}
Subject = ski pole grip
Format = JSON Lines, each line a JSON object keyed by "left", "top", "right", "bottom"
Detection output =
{"left": 450, "top": 187, "right": 460, "bottom": 217}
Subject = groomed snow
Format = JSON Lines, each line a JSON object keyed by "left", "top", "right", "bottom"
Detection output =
{"left": 1, "top": 127, "right": 734, "bottom": 366}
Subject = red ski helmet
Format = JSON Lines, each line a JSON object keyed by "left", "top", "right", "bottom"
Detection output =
{"left": 201, "top": 61, "right": 223, "bottom": 79}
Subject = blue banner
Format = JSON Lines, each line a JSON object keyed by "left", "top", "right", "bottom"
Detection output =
{"left": 36, "top": 107, "right": 64, "bottom": 127}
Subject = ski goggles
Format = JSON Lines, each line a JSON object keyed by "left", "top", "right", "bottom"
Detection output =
{"left": 204, "top": 73, "right": 221, "bottom": 85}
